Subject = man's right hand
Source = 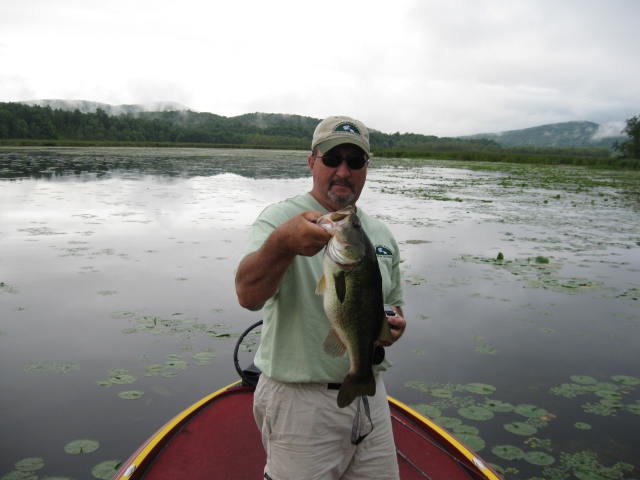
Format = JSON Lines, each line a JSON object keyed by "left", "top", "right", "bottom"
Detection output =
{"left": 271, "top": 211, "right": 332, "bottom": 257}
{"left": 235, "top": 211, "right": 331, "bottom": 310}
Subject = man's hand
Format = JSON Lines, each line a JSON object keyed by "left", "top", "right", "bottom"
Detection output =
{"left": 235, "top": 211, "right": 330, "bottom": 310}
{"left": 376, "top": 307, "right": 406, "bottom": 347}
{"left": 272, "top": 211, "right": 332, "bottom": 257}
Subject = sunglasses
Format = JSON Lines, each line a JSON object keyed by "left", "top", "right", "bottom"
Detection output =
{"left": 316, "top": 153, "right": 369, "bottom": 170}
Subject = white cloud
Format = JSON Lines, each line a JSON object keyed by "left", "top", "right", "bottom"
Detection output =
{"left": 1, "top": 0, "right": 639, "bottom": 136}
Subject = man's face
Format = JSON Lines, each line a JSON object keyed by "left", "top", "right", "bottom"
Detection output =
{"left": 308, "top": 144, "right": 368, "bottom": 211}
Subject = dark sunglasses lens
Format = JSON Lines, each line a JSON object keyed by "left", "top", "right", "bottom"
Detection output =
{"left": 346, "top": 156, "right": 367, "bottom": 169}
{"left": 321, "top": 155, "right": 367, "bottom": 169}
{"left": 322, "top": 156, "right": 342, "bottom": 168}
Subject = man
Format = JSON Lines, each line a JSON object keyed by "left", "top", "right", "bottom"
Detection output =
{"left": 235, "top": 115, "right": 406, "bottom": 479}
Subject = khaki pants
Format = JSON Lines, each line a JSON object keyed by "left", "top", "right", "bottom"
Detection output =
{"left": 253, "top": 374, "right": 399, "bottom": 480}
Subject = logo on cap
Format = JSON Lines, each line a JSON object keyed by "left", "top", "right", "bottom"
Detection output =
{"left": 336, "top": 123, "right": 360, "bottom": 135}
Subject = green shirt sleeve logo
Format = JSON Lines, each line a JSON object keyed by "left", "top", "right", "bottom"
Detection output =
{"left": 376, "top": 245, "right": 393, "bottom": 256}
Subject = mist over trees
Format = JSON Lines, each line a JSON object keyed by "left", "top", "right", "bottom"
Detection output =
{"left": 1, "top": 102, "right": 636, "bottom": 166}
{"left": 613, "top": 115, "right": 640, "bottom": 159}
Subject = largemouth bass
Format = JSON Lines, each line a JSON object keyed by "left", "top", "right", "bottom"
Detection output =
{"left": 316, "top": 206, "right": 393, "bottom": 408}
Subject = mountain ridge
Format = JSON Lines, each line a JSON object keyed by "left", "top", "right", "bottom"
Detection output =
{"left": 18, "top": 99, "right": 625, "bottom": 149}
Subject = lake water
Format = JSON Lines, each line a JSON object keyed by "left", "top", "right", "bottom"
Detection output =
{"left": 1, "top": 147, "right": 638, "bottom": 480}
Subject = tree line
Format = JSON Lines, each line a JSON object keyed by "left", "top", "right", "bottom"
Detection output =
{"left": 0, "top": 102, "right": 638, "bottom": 165}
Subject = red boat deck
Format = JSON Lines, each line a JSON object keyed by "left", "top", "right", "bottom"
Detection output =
{"left": 116, "top": 385, "right": 499, "bottom": 480}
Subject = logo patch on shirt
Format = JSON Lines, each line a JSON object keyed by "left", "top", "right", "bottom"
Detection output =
{"left": 376, "top": 245, "right": 393, "bottom": 256}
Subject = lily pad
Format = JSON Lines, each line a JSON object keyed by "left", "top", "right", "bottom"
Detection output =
{"left": 430, "top": 388, "right": 454, "bottom": 398}
{"left": 475, "top": 343, "right": 497, "bottom": 355}
{"left": 109, "top": 370, "right": 137, "bottom": 384}
{"left": 412, "top": 404, "right": 442, "bottom": 419}
{"left": 1, "top": 471, "right": 38, "bottom": 480}
{"left": 453, "top": 424, "right": 480, "bottom": 435}
{"left": 626, "top": 401, "right": 640, "bottom": 415}
{"left": 458, "top": 406, "right": 495, "bottom": 421}
{"left": 118, "top": 390, "right": 145, "bottom": 400}
{"left": 192, "top": 351, "right": 216, "bottom": 365}
{"left": 14, "top": 457, "right": 45, "bottom": 471}
{"left": 464, "top": 383, "right": 496, "bottom": 395}
{"left": 24, "top": 362, "right": 79, "bottom": 374}
{"left": 504, "top": 421, "right": 538, "bottom": 436}
{"left": 549, "top": 382, "right": 591, "bottom": 398}
{"left": 456, "top": 433, "right": 486, "bottom": 452}
{"left": 611, "top": 374, "right": 640, "bottom": 386}
{"left": 594, "top": 390, "right": 622, "bottom": 400}
{"left": 514, "top": 404, "right": 549, "bottom": 418}
{"left": 524, "top": 450, "right": 555, "bottom": 466}
{"left": 574, "top": 422, "right": 592, "bottom": 430}
{"left": 64, "top": 439, "right": 100, "bottom": 454}
{"left": 91, "top": 460, "right": 121, "bottom": 479}
{"left": 437, "top": 416, "right": 463, "bottom": 428}
{"left": 491, "top": 444, "right": 525, "bottom": 460}
{"left": 570, "top": 375, "right": 598, "bottom": 385}
{"left": 484, "top": 399, "right": 514, "bottom": 412}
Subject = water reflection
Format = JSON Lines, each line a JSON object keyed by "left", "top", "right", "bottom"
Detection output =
{"left": 0, "top": 146, "right": 312, "bottom": 179}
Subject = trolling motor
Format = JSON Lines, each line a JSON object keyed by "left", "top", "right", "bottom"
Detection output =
{"left": 233, "top": 319, "right": 263, "bottom": 387}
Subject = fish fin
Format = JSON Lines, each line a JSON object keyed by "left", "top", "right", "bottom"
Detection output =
{"left": 333, "top": 271, "right": 346, "bottom": 303}
{"left": 337, "top": 372, "right": 376, "bottom": 408}
{"left": 323, "top": 328, "right": 347, "bottom": 357}
{"left": 378, "top": 318, "right": 394, "bottom": 344}
{"left": 315, "top": 275, "right": 326, "bottom": 295}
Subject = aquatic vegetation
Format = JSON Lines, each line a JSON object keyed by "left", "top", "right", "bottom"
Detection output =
{"left": 464, "top": 383, "right": 496, "bottom": 395}
{"left": 550, "top": 374, "right": 639, "bottom": 418}
{"left": 13, "top": 457, "right": 44, "bottom": 472}
{"left": 514, "top": 404, "right": 549, "bottom": 419}
{"left": 0, "top": 281, "right": 18, "bottom": 294}
{"left": 574, "top": 422, "right": 592, "bottom": 430}
{"left": 550, "top": 382, "right": 593, "bottom": 398}
{"left": 121, "top": 315, "right": 231, "bottom": 339}
{"left": 64, "top": 439, "right": 100, "bottom": 455}
{"left": 23, "top": 362, "right": 80, "bottom": 374}
{"left": 192, "top": 351, "right": 216, "bottom": 365}
{"left": 412, "top": 403, "right": 442, "bottom": 419}
{"left": 504, "top": 421, "right": 538, "bottom": 436}
{"left": 91, "top": 460, "right": 121, "bottom": 479}
{"left": 473, "top": 336, "right": 497, "bottom": 355}
{"left": 483, "top": 399, "right": 515, "bottom": 413}
{"left": 118, "top": 390, "right": 144, "bottom": 400}
{"left": 571, "top": 375, "right": 598, "bottom": 385}
{"left": 612, "top": 375, "right": 640, "bottom": 386}
{"left": 542, "top": 451, "right": 634, "bottom": 480}
{"left": 460, "top": 254, "right": 605, "bottom": 294}
{"left": 97, "top": 369, "right": 136, "bottom": 387}
{"left": 492, "top": 445, "right": 525, "bottom": 460}
{"left": 458, "top": 406, "right": 494, "bottom": 421}
{"left": 524, "top": 451, "right": 555, "bottom": 466}
{"left": 456, "top": 433, "right": 486, "bottom": 452}
{"left": 524, "top": 437, "right": 553, "bottom": 451}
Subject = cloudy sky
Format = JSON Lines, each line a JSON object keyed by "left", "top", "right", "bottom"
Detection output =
{"left": 1, "top": 0, "right": 638, "bottom": 137}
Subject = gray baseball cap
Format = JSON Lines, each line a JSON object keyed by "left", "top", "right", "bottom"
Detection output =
{"left": 311, "top": 115, "right": 371, "bottom": 156}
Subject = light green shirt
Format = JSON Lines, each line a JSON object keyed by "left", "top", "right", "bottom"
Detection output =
{"left": 244, "top": 193, "right": 404, "bottom": 383}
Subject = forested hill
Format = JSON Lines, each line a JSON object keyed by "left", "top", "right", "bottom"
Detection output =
{"left": 0, "top": 101, "right": 502, "bottom": 152}
{"left": 462, "top": 121, "right": 624, "bottom": 149}
{"left": 0, "top": 101, "right": 621, "bottom": 160}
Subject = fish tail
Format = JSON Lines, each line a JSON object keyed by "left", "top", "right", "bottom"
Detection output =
{"left": 337, "top": 372, "right": 376, "bottom": 408}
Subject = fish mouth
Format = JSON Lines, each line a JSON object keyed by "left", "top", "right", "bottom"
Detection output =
{"left": 315, "top": 207, "right": 355, "bottom": 232}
